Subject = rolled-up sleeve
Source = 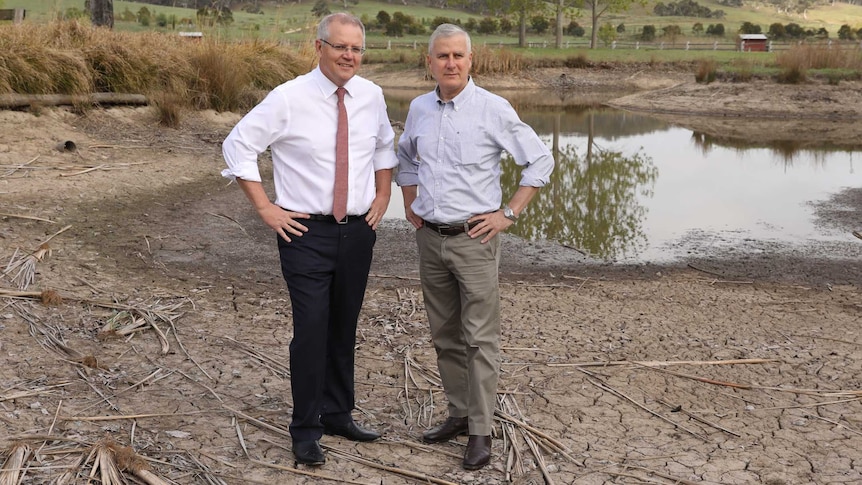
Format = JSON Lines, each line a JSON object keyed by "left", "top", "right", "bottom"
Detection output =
{"left": 373, "top": 93, "right": 399, "bottom": 172}
{"left": 395, "top": 102, "right": 420, "bottom": 187}
{"left": 496, "top": 104, "right": 554, "bottom": 188}
{"left": 221, "top": 90, "right": 287, "bottom": 182}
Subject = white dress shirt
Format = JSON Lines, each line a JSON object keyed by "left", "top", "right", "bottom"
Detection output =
{"left": 222, "top": 67, "right": 398, "bottom": 216}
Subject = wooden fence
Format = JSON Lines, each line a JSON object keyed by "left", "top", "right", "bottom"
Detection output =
{"left": 366, "top": 38, "right": 862, "bottom": 53}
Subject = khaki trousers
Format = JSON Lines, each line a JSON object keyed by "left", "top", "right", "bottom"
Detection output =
{"left": 416, "top": 226, "right": 501, "bottom": 435}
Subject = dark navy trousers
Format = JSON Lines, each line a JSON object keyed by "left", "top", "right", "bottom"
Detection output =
{"left": 277, "top": 217, "right": 375, "bottom": 441}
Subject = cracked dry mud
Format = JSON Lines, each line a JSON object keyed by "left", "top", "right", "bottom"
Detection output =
{"left": 1, "top": 69, "right": 861, "bottom": 484}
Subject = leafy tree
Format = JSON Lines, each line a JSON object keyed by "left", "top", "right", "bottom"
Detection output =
{"left": 137, "top": 7, "right": 151, "bottom": 25}
{"left": 311, "top": 0, "right": 330, "bottom": 18}
{"left": 641, "top": 24, "right": 656, "bottom": 41}
{"left": 464, "top": 17, "right": 478, "bottom": 31}
{"left": 385, "top": 21, "right": 403, "bottom": 37}
{"left": 706, "top": 23, "right": 724, "bottom": 36}
{"left": 838, "top": 24, "right": 855, "bottom": 40}
{"left": 784, "top": 23, "right": 804, "bottom": 38}
{"left": 662, "top": 24, "right": 681, "bottom": 43}
{"left": 692, "top": 22, "right": 703, "bottom": 35}
{"left": 616, "top": 23, "right": 625, "bottom": 33}
{"left": 509, "top": 0, "right": 546, "bottom": 47}
{"left": 738, "top": 21, "right": 761, "bottom": 34}
{"left": 768, "top": 23, "right": 785, "bottom": 39}
{"left": 597, "top": 22, "right": 616, "bottom": 45}
{"left": 499, "top": 17, "right": 513, "bottom": 33}
{"left": 156, "top": 12, "right": 168, "bottom": 27}
{"left": 478, "top": 17, "right": 498, "bottom": 34}
{"left": 531, "top": 15, "right": 550, "bottom": 33}
{"left": 566, "top": 20, "right": 585, "bottom": 36}
{"left": 376, "top": 10, "right": 390, "bottom": 25}
{"left": 579, "top": 0, "right": 646, "bottom": 49}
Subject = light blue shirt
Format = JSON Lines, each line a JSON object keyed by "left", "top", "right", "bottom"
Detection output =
{"left": 396, "top": 78, "right": 553, "bottom": 224}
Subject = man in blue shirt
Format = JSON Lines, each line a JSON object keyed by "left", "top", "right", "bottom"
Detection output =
{"left": 395, "top": 23, "right": 554, "bottom": 470}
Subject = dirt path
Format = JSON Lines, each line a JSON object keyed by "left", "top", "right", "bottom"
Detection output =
{"left": 1, "top": 69, "right": 860, "bottom": 484}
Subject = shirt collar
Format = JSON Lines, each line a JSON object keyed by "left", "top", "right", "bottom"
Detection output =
{"left": 435, "top": 76, "right": 475, "bottom": 108}
{"left": 312, "top": 66, "right": 355, "bottom": 99}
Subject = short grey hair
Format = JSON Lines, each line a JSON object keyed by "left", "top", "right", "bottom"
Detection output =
{"left": 428, "top": 23, "right": 471, "bottom": 54}
{"left": 317, "top": 13, "right": 366, "bottom": 44}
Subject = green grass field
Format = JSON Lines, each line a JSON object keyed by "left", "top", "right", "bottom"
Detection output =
{"left": 5, "top": 0, "right": 862, "bottom": 46}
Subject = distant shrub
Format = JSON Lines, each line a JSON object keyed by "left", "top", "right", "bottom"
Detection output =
{"left": 641, "top": 25, "right": 656, "bottom": 41}
{"left": 564, "top": 53, "right": 589, "bottom": 68}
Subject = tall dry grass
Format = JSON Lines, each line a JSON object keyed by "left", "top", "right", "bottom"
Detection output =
{"left": 472, "top": 46, "right": 525, "bottom": 76}
{"left": 0, "top": 21, "right": 312, "bottom": 113}
{"left": 776, "top": 44, "right": 862, "bottom": 70}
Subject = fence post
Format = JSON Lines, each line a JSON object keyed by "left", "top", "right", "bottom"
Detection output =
{"left": 660, "top": 42, "right": 664, "bottom": 50}
{"left": 828, "top": 39, "right": 832, "bottom": 49}
{"left": 612, "top": 40, "right": 616, "bottom": 49}
{"left": 387, "top": 40, "right": 391, "bottom": 50}
{"left": 740, "top": 40, "right": 745, "bottom": 52}
{"left": 686, "top": 41, "right": 690, "bottom": 50}
{"left": 413, "top": 41, "right": 417, "bottom": 49}
{"left": 713, "top": 41, "right": 717, "bottom": 50}
{"left": 768, "top": 40, "right": 772, "bottom": 52}
{"left": 636, "top": 41, "right": 639, "bottom": 50}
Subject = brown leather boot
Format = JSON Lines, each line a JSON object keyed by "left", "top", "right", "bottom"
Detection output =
{"left": 462, "top": 435, "right": 491, "bottom": 470}
{"left": 422, "top": 416, "right": 468, "bottom": 443}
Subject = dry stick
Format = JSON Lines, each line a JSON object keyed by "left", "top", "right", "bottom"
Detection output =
{"left": 657, "top": 399, "right": 741, "bottom": 437}
{"left": 547, "top": 358, "right": 778, "bottom": 368}
{"left": 622, "top": 464, "right": 702, "bottom": 485}
{"left": 577, "top": 368, "right": 710, "bottom": 442}
{"left": 74, "top": 369, "right": 172, "bottom": 415}
{"left": 205, "top": 212, "right": 248, "bottom": 236}
{"left": 0, "top": 212, "right": 55, "bottom": 223}
{"left": 76, "top": 368, "right": 120, "bottom": 412}
{"left": 804, "top": 413, "right": 862, "bottom": 437}
{"left": 379, "top": 438, "right": 462, "bottom": 460}
{"left": 1, "top": 155, "right": 39, "bottom": 178}
{"left": 494, "top": 410, "right": 575, "bottom": 460}
{"left": 175, "top": 368, "right": 223, "bottom": 402}
{"left": 248, "top": 457, "right": 369, "bottom": 484}
{"left": 59, "top": 410, "right": 214, "bottom": 422}
{"left": 755, "top": 397, "right": 862, "bottom": 411}
{"left": 322, "top": 445, "right": 460, "bottom": 485}
{"left": 166, "top": 318, "right": 213, "bottom": 381}
{"left": 59, "top": 164, "right": 107, "bottom": 177}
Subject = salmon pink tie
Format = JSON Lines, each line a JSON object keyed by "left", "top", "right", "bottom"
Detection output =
{"left": 333, "top": 87, "right": 349, "bottom": 222}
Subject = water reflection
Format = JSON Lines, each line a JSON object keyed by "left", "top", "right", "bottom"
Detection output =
{"left": 385, "top": 90, "right": 862, "bottom": 263}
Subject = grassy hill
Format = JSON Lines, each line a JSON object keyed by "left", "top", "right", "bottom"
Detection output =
{"left": 5, "top": 0, "right": 862, "bottom": 45}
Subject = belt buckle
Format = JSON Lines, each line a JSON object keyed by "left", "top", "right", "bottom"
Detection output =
{"left": 463, "top": 222, "right": 471, "bottom": 234}
{"left": 337, "top": 215, "right": 348, "bottom": 224}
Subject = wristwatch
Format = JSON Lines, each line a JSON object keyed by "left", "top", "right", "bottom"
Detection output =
{"left": 502, "top": 205, "right": 518, "bottom": 222}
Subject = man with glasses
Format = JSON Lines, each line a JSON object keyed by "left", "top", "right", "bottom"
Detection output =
{"left": 222, "top": 12, "right": 396, "bottom": 466}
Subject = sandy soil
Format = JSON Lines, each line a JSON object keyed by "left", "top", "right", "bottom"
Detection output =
{"left": 1, "top": 67, "right": 860, "bottom": 485}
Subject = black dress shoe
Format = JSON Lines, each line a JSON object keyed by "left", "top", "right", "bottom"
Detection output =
{"left": 292, "top": 440, "right": 325, "bottom": 466}
{"left": 462, "top": 435, "right": 491, "bottom": 470}
{"left": 322, "top": 420, "right": 381, "bottom": 442}
{"left": 422, "top": 416, "right": 469, "bottom": 443}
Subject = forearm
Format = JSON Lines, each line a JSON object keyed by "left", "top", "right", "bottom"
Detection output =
{"left": 506, "top": 186, "right": 541, "bottom": 218}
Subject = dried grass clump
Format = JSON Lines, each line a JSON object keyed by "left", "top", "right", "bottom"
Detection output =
{"left": 0, "top": 442, "right": 32, "bottom": 485}
{"left": 777, "top": 44, "right": 862, "bottom": 71}
{"left": 0, "top": 21, "right": 311, "bottom": 112}
{"left": 472, "top": 46, "right": 524, "bottom": 76}
{"left": 694, "top": 58, "right": 717, "bottom": 84}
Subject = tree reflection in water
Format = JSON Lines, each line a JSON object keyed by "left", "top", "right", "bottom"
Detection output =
{"left": 503, "top": 112, "right": 658, "bottom": 261}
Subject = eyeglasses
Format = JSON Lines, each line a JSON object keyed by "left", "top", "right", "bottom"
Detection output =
{"left": 320, "top": 39, "right": 366, "bottom": 56}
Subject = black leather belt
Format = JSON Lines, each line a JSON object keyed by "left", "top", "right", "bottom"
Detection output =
{"left": 305, "top": 212, "right": 368, "bottom": 224}
{"left": 423, "top": 220, "right": 478, "bottom": 236}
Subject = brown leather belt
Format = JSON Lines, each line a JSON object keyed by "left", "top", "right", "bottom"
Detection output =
{"left": 423, "top": 220, "right": 478, "bottom": 236}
